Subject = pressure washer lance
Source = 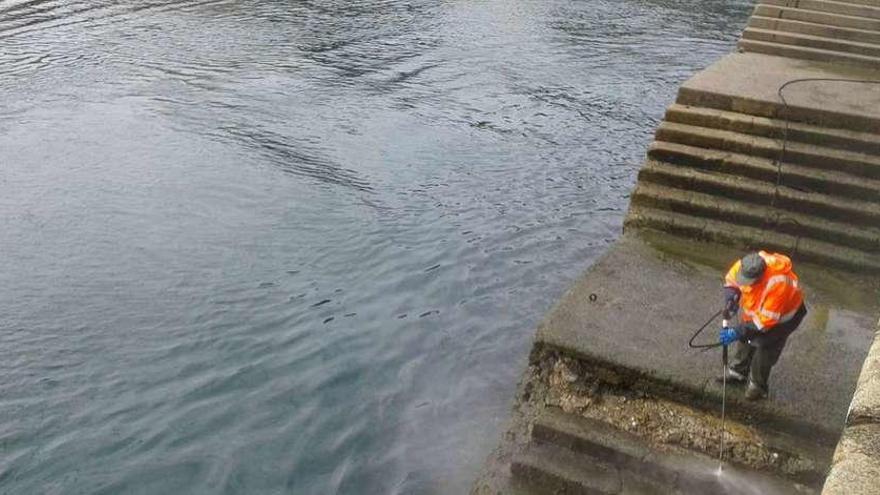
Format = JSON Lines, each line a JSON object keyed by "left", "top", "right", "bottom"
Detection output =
{"left": 686, "top": 309, "right": 728, "bottom": 470}
{"left": 719, "top": 319, "right": 729, "bottom": 470}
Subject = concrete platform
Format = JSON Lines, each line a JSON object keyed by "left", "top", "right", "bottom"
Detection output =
{"left": 678, "top": 52, "right": 880, "bottom": 132}
{"left": 536, "top": 231, "right": 879, "bottom": 442}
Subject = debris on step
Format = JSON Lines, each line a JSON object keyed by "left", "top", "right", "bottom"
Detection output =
{"left": 531, "top": 348, "right": 819, "bottom": 479}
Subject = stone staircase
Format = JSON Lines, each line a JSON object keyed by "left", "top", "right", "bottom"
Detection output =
{"left": 741, "top": 0, "right": 880, "bottom": 67}
{"left": 625, "top": 84, "right": 880, "bottom": 273}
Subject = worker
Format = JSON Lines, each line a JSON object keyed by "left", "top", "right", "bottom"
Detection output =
{"left": 718, "top": 251, "right": 807, "bottom": 401}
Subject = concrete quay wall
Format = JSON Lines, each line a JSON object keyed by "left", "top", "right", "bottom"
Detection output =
{"left": 822, "top": 322, "right": 880, "bottom": 494}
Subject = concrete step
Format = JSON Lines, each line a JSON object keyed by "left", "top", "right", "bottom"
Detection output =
{"left": 743, "top": 27, "right": 880, "bottom": 58}
{"left": 676, "top": 53, "right": 880, "bottom": 134}
{"left": 831, "top": 0, "right": 880, "bottom": 7}
{"left": 510, "top": 443, "right": 666, "bottom": 494}
{"left": 760, "top": 0, "right": 880, "bottom": 20}
{"left": 739, "top": 38, "right": 880, "bottom": 68}
{"left": 647, "top": 141, "right": 880, "bottom": 207}
{"left": 639, "top": 153, "right": 880, "bottom": 228}
{"left": 754, "top": 4, "right": 880, "bottom": 32}
{"left": 654, "top": 121, "right": 880, "bottom": 181}
{"left": 531, "top": 408, "right": 819, "bottom": 492}
{"left": 531, "top": 411, "right": 676, "bottom": 490}
{"left": 830, "top": 0, "right": 880, "bottom": 7}
{"left": 647, "top": 139, "right": 880, "bottom": 204}
{"left": 625, "top": 200, "right": 880, "bottom": 273}
{"left": 664, "top": 104, "right": 880, "bottom": 155}
{"left": 749, "top": 15, "right": 880, "bottom": 46}
{"left": 820, "top": 0, "right": 880, "bottom": 7}
{"left": 631, "top": 181, "right": 880, "bottom": 253}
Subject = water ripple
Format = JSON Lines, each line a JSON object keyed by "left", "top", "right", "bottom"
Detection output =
{"left": 0, "top": 0, "right": 754, "bottom": 493}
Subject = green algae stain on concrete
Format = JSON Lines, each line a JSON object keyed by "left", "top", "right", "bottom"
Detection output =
{"left": 639, "top": 229, "right": 880, "bottom": 313}
{"left": 802, "top": 304, "right": 831, "bottom": 367}
{"left": 809, "top": 305, "right": 831, "bottom": 337}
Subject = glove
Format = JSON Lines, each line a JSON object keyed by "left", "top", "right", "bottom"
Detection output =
{"left": 722, "top": 287, "right": 741, "bottom": 320}
{"left": 719, "top": 327, "right": 740, "bottom": 346}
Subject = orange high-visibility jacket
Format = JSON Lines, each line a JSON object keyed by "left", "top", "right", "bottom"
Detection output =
{"left": 724, "top": 251, "right": 803, "bottom": 332}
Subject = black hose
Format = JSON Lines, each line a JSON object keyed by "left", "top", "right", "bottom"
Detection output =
{"left": 688, "top": 309, "right": 723, "bottom": 349}
{"left": 770, "top": 78, "right": 880, "bottom": 257}
{"left": 773, "top": 77, "right": 880, "bottom": 204}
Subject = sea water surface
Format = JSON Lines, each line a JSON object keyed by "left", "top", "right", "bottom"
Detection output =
{"left": 0, "top": 0, "right": 752, "bottom": 493}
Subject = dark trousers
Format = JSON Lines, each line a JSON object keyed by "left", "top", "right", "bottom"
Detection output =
{"left": 730, "top": 304, "right": 807, "bottom": 392}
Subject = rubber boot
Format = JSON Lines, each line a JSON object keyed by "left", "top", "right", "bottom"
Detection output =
{"left": 745, "top": 381, "right": 768, "bottom": 401}
{"left": 716, "top": 367, "right": 746, "bottom": 385}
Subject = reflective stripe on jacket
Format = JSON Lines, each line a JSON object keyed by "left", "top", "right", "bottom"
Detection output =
{"left": 724, "top": 251, "right": 803, "bottom": 331}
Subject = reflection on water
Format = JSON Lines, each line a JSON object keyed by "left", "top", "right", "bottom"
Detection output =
{"left": 0, "top": 0, "right": 752, "bottom": 492}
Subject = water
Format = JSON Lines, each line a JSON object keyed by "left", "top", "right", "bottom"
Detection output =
{"left": 0, "top": 1, "right": 752, "bottom": 493}
{"left": 715, "top": 463, "right": 794, "bottom": 495}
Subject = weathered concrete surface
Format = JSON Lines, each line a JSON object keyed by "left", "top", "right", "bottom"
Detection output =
{"left": 536, "top": 231, "right": 879, "bottom": 441}
{"left": 822, "top": 424, "right": 880, "bottom": 495}
{"left": 760, "top": 0, "right": 880, "bottom": 19}
{"left": 678, "top": 52, "right": 880, "bottom": 131}
{"left": 751, "top": 4, "right": 880, "bottom": 42}
{"left": 849, "top": 326, "right": 880, "bottom": 425}
{"left": 646, "top": 139, "right": 880, "bottom": 201}
{"left": 654, "top": 120, "right": 880, "bottom": 178}
{"left": 822, "top": 323, "right": 880, "bottom": 494}
{"left": 748, "top": 15, "right": 880, "bottom": 47}
{"left": 663, "top": 103, "right": 880, "bottom": 154}
{"left": 740, "top": 38, "right": 880, "bottom": 69}
{"left": 633, "top": 179, "right": 880, "bottom": 251}
{"left": 742, "top": 28, "right": 880, "bottom": 59}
